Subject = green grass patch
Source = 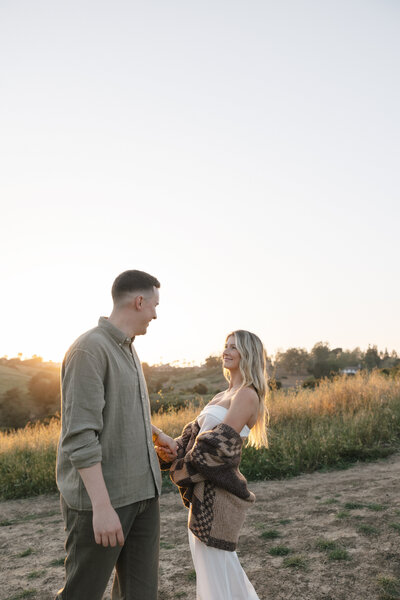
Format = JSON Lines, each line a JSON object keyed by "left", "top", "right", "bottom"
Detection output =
{"left": 390, "top": 523, "right": 400, "bottom": 532}
{"left": 315, "top": 538, "right": 338, "bottom": 551}
{"left": 344, "top": 502, "right": 364, "bottom": 510}
{"left": 279, "top": 519, "right": 291, "bottom": 525}
{"left": 187, "top": 570, "right": 196, "bottom": 581}
{"left": 27, "top": 570, "right": 45, "bottom": 580}
{"left": 160, "top": 541, "right": 175, "bottom": 549}
{"left": 269, "top": 545, "right": 291, "bottom": 556}
{"left": 17, "top": 548, "right": 34, "bottom": 558}
{"left": 49, "top": 557, "right": 65, "bottom": 567}
{"left": 358, "top": 524, "right": 379, "bottom": 536}
{"left": 366, "top": 503, "right": 385, "bottom": 511}
{"left": 376, "top": 574, "right": 400, "bottom": 599}
{"left": 336, "top": 510, "right": 351, "bottom": 519}
{"left": 260, "top": 529, "right": 280, "bottom": 540}
{"left": 282, "top": 555, "right": 307, "bottom": 569}
{"left": 328, "top": 548, "right": 350, "bottom": 560}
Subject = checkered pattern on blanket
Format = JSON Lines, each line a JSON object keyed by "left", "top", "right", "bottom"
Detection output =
{"left": 165, "top": 421, "right": 255, "bottom": 550}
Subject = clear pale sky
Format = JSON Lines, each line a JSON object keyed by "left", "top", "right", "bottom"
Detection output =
{"left": 1, "top": 1, "right": 399, "bottom": 365}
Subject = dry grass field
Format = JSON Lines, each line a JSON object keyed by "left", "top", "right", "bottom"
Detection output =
{"left": 2, "top": 453, "right": 400, "bottom": 600}
{"left": 2, "top": 372, "right": 400, "bottom": 499}
{"left": 2, "top": 371, "right": 400, "bottom": 599}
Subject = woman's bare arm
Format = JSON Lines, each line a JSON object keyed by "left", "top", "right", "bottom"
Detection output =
{"left": 222, "top": 387, "right": 258, "bottom": 433}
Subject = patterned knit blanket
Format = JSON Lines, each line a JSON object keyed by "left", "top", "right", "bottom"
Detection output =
{"left": 166, "top": 420, "right": 255, "bottom": 551}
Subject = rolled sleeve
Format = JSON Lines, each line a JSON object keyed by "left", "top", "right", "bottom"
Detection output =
{"left": 61, "top": 348, "right": 105, "bottom": 470}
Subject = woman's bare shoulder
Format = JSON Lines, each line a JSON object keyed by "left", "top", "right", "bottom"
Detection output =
{"left": 223, "top": 387, "right": 259, "bottom": 432}
{"left": 232, "top": 386, "right": 259, "bottom": 407}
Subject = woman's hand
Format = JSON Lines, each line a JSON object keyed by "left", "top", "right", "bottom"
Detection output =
{"left": 155, "top": 444, "right": 175, "bottom": 462}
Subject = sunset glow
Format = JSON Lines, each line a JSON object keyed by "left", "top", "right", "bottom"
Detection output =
{"left": 0, "top": 1, "right": 399, "bottom": 365}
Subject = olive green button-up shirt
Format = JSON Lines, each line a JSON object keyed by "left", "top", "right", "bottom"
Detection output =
{"left": 56, "top": 317, "right": 162, "bottom": 510}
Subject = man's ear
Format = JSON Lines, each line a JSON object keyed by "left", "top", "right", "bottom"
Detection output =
{"left": 134, "top": 295, "right": 143, "bottom": 310}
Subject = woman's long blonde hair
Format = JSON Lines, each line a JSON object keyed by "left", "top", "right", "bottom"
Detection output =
{"left": 223, "top": 330, "right": 269, "bottom": 449}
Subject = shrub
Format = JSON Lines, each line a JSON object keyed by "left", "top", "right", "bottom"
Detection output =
{"left": 268, "top": 379, "right": 282, "bottom": 390}
{"left": 192, "top": 383, "right": 208, "bottom": 395}
{"left": 302, "top": 376, "right": 319, "bottom": 389}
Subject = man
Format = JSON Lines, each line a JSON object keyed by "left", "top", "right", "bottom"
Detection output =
{"left": 55, "top": 269, "right": 177, "bottom": 600}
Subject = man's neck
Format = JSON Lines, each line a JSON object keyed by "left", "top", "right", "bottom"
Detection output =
{"left": 108, "top": 311, "right": 136, "bottom": 339}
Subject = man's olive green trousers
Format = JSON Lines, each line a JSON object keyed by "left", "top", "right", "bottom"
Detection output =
{"left": 55, "top": 495, "right": 160, "bottom": 600}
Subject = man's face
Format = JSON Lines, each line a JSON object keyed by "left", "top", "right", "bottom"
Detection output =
{"left": 139, "top": 286, "right": 159, "bottom": 335}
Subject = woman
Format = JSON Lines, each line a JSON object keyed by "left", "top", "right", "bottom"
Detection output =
{"left": 156, "top": 330, "right": 268, "bottom": 600}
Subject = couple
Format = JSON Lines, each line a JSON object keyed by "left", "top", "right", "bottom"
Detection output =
{"left": 55, "top": 270, "right": 268, "bottom": 600}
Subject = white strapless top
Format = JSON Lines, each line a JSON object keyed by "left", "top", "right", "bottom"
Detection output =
{"left": 197, "top": 404, "right": 250, "bottom": 438}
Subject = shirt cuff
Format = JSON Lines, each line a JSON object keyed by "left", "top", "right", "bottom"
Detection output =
{"left": 69, "top": 443, "right": 102, "bottom": 470}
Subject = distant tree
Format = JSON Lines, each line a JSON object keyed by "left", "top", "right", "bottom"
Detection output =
{"left": 0, "top": 387, "right": 32, "bottom": 429}
{"left": 331, "top": 347, "right": 342, "bottom": 356}
{"left": 379, "top": 348, "right": 399, "bottom": 369}
{"left": 275, "top": 348, "right": 309, "bottom": 374}
{"left": 204, "top": 355, "right": 222, "bottom": 369}
{"left": 310, "top": 341, "right": 331, "bottom": 363}
{"left": 363, "top": 346, "right": 382, "bottom": 371}
{"left": 337, "top": 347, "right": 363, "bottom": 369}
{"left": 28, "top": 372, "right": 60, "bottom": 416}
{"left": 309, "top": 342, "right": 340, "bottom": 378}
{"left": 390, "top": 350, "right": 400, "bottom": 368}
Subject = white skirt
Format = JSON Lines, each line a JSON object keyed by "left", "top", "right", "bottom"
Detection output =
{"left": 188, "top": 529, "right": 260, "bottom": 600}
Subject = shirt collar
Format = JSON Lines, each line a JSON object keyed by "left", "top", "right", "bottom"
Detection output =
{"left": 98, "top": 317, "right": 134, "bottom": 346}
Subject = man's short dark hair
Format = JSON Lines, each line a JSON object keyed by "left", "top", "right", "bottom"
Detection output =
{"left": 112, "top": 270, "right": 160, "bottom": 303}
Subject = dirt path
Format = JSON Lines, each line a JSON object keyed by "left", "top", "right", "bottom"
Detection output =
{"left": 2, "top": 454, "right": 400, "bottom": 600}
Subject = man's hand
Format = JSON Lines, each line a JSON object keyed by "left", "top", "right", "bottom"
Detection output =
{"left": 92, "top": 504, "right": 125, "bottom": 547}
{"left": 78, "top": 463, "right": 124, "bottom": 547}
{"left": 155, "top": 431, "right": 178, "bottom": 461}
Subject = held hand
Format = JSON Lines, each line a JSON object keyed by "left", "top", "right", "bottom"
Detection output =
{"left": 155, "top": 444, "right": 175, "bottom": 462}
{"left": 156, "top": 431, "right": 178, "bottom": 458}
{"left": 92, "top": 504, "right": 125, "bottom": 548}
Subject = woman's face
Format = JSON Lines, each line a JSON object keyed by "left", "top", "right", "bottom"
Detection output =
{"left": 222, "top": 335, "right": 241, "bottom": 370}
